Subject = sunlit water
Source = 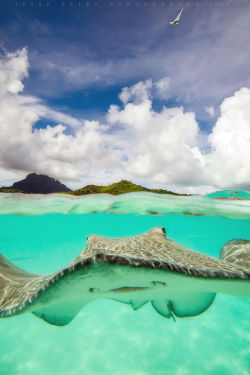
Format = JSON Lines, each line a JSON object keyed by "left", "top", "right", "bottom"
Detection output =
{"left": 0, "top": 193, "right": 250, "bottom": 375}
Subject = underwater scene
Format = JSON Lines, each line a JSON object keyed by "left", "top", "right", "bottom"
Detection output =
{"left": 0, "top": 192, "right": 249, "bottom": 375}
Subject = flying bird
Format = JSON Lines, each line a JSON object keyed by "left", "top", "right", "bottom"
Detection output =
{"left": 0, "top": 227, "right": 249, "bottom": 326}
{"left": 170, "top": 8, "right": 183, "bottom": 25}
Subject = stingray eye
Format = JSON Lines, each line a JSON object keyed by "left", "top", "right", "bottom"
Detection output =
{"left": 86, "top": 234, "right": 96, "bottom": 241}
{"left": 161, "top": 227, "right": 166, "bottom": 234}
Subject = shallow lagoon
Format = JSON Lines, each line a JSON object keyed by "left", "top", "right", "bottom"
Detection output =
{"left": 0, "top": 194, "right": 250, "bottom": 375}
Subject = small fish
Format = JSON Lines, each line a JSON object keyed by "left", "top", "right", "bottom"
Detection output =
{"left": 9, "top": 257, "right": 33, "bottom": 261}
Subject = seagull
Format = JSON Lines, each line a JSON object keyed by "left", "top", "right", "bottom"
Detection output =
{"left": 170, "top": 8, "right": 183, "bottom": 25}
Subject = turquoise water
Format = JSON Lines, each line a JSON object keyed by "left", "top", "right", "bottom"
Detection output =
{"left": 1, "top": 192, "right": 250, "bottom": 218}
{"left": 206, "top": 190, "right": 250, "bottom": 200}
{"left": 0, "top": 209, "right": 250, "bottom": 375}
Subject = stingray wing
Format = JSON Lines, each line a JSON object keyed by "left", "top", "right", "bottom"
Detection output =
{"left": 79, "top": 227, "right": 250, "bottom": 280}
{"left": 0, "top": 252, "right": 93, "bottom": 323}
{"left": 0, "top": 253, "right": 50, "bottom": 315}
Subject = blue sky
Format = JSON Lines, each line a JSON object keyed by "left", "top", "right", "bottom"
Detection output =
{"left": 0, "top": 0, "right": 250, "bottom": 192}
{"left": 2, "top": 0, "right": 248, "bottom": 121}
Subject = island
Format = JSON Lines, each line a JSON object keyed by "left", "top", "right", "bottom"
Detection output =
{"left": 0, "top": 174, "right": 189, "bottom": 196}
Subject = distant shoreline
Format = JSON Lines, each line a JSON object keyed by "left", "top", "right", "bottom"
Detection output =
{"left": 0, "top": 178, "right": 190, "bottom": 196}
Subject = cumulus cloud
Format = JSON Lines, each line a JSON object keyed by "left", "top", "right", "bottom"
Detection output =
{"left": 119, "top": 79, "right": 153, "bottom": 105}
{"left": 154, "top": 77, "right": 171, "bottom": 100}
{"left": 207, "top": 87, "right": 250, "bottom": 188}
{"left": 204, "top": 106, "right": 215, "bottom": 117}
{"left": 108, "top": 100, "right": 205, "bottom": 186}
{"left": 0, "top": 47, "right": 29, "bottom": 94}
{"left": 109, "top": 81, "right": 250, "bottom": 191}
{"left": 119, "top": 77, "right": 171, "bottom": 105}
{"left": 16, "top": 95, "right": 83, "bottom": 128}
{"left": 0, "top": 48, "right": 120, "bottom": 186}
{"left": 0, "top": 48, "right": 250, "bottom": 192}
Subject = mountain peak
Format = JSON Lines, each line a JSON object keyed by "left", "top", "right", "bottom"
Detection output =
{"left": 11, "top": 173, "right": 71, "bottom": 194}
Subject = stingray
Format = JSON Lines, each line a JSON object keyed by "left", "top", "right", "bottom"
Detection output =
{"left": 0, "top": 227, "right": 249, "bottom": 326}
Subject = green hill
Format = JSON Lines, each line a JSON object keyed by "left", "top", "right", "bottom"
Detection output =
{"left": 71, "top": 180, "right": 188, "bottom": 196}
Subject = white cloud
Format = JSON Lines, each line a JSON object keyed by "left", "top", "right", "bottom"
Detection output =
{"left": 119, "top": 79, "right": 152, "bottom": 105}
{"left": 118, "top": 77, "right": 171, "bottom": 106}
{"left": 204, "top": 106, "right": 215, "bottom": 117}
{"left": 0, "top": 47, "right": 29, "bottom": 95}
{"left": 207, "top": 87, "right": 250, "bottom": 188}
{"left": 0, "top": 49, "right": 120, "bottom": 186}
{"left": 0, "top": 49, "right": 250, "bottom": 192}
{"left": 109, "top": 86, "right": 206, "bottom": 187}
{"left": 109, "top": 81, "right": 250, "bottom": 190}
{"left": 154, "top": 77, "right": 171, "bottom": 100}
{"left": 17, "top": 95, "right": 83, "bottom": 128}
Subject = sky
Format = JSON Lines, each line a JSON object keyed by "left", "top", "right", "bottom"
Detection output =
{"left": 0, "top": 0, "right": 250, "bottom": 193}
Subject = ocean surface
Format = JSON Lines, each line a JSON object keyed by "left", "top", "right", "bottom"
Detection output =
{"left": 0, "top": 192, "right": 249, "bottom": 375}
